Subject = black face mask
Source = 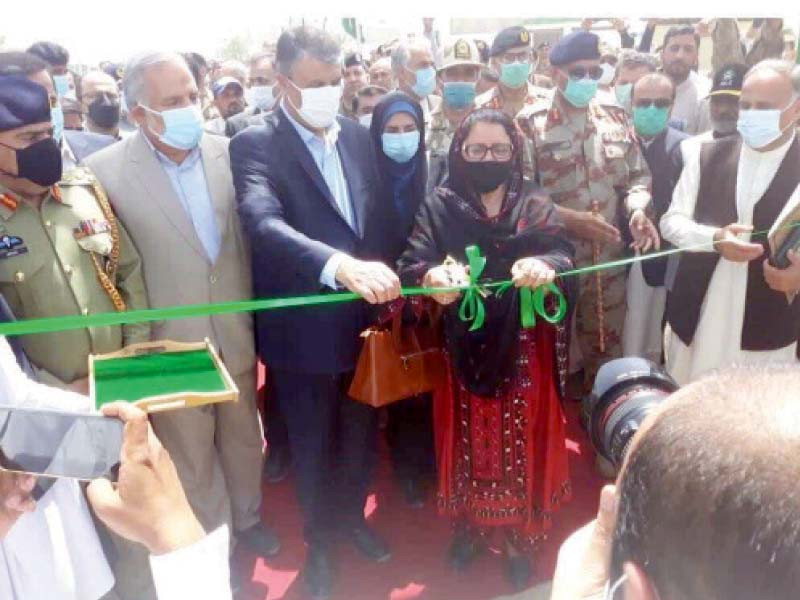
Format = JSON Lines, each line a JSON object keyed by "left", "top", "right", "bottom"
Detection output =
{"left": 0, "top": 137, "right": 63, "bottom": 187}
{"left": 466, "top": 160, "right": 513, "bottom": 194}
{"left": 88, "top": 97, "right": 121, "bottom": 129}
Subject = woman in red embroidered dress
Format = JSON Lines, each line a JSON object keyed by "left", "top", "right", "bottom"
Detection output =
{"left": 397, "top": 108, "right": 576, "bottom": 590}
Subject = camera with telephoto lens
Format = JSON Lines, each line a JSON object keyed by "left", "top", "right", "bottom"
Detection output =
{"left": 586, "top": 358, "right": 679, "bottom": 468}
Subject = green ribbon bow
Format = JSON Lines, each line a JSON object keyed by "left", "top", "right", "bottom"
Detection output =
{"left": 496, "top": 280, "right": 568, "bottom": 328}
{"left": 457, "top": 245, "right": 489, "bottom": 331}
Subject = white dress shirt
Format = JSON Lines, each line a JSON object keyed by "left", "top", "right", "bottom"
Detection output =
{"left": 281, "top": 103, "right": 358, "bottom": 289}
{"left": 150, "top": 525, "right": 231, "bottom": 600}
{"left": 661, "top": 133, "right": 800, "bottom": 384}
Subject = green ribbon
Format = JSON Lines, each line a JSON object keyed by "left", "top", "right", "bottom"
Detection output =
{"left": 496, "top": 280, "right": 568, "bottom": 328}
{"left": 457, "top": 245, "right": 488, "bottom": 332}
{"left": 1, "top": 220, "right": 799, "bottom": 338}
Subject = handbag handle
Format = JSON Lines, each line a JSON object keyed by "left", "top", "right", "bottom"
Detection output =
{"left": 390, "top": 312, "right": 424, "bottom": 355}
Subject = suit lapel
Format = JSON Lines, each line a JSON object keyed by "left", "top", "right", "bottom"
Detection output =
{"left": 276, "top": 109, "right": 353, "bottom": 229}
{"left": 336, "top": 125, "right": 366, "bottom": 238}
{"left": 200, "top": 135, "right": 232, "bottom": 245}
{"left": 126, "top": 132, "right": 206, "bottom": 258}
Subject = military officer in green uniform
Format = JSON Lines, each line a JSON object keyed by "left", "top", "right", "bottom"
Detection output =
{"left": 427, "top": 38, "right": 483, "bottom": 191}
{"left": 0, "top": 74, "right": 148, "bottom": 393}
{"left": 517, "top": 31, "right": 658, "bottom": 392}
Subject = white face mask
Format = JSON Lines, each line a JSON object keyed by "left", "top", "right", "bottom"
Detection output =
{"left": 246, "top": 85, "right": 278, "bottom": 111}
{"left": 358, "top": 113, "right": 373, "bottom": 128}
{"left": 598, "top": 63, "right": 616, "bottom": 86}
{"left": 287, "top": 80, "right": 342, "bottom": 129}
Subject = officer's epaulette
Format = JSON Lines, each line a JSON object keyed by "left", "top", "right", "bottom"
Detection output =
{"left": 517, "top": 97, "right": 552, "bottom": 121}
{"left": 59, "top": 166, "right": 96, "bottom": 187}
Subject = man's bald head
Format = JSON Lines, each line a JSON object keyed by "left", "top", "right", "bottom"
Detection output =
{"left": 632, "top": 72, "right": 675, "bottom": 104}
{"left": 80, "top": 70, "right": 116, "bottom": 98}
{"left": 612, "top": 365, "right": 800, "bottom": 600}
{"left": 741, "top": 59, "right": 800, "bottom": 110}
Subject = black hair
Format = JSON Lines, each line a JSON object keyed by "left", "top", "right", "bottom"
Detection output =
{"left": 612, "top": 366, "right": 800, "bottom": 600}
{"left": 27, "top": 41, "right": 69, "bottom": 67}
{"left": 0, "top": 51, "right": 48, "bottom": 77}
{"left": 275, "top": 26, "right": 341, "bottom": 76}
{"left": 662, "top": 26, "right": 701, "bottom": 52}
{"left": 353, "top": 85, "right": 388, "bottom": 111}
{"left": 182, "top": 52, "right": 207, "bottom": 88}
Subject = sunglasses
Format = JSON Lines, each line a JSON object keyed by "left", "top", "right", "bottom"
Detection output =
{"left": 634, "top": 98, "right": 672, "bottom": 109}
{"left": 498, "top": 51, "right": 532, "bottom": 65}
{"left": 568, "top": 66, "right": 604, "bottom": 81}
{"left": 463, "top": 143, "right": 513, "bottom": 161}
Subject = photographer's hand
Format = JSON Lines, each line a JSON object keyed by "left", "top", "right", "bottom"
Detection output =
{"left": 550, "top": 485, "right": 618, "bottom": 600}
{"left": 87, "top": 402, "right": 205, "bottom": 555}
{"left": 0, "top": 470, "right": 36, "bottom": 539}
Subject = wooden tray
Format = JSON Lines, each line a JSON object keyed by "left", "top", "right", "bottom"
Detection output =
{"left": 89, "top": 339, "right": 238, "bottom": 413}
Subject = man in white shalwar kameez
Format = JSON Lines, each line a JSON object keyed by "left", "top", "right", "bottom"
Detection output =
{"left": 661, "top": 59, "right": 800, "bottom": 385}
{"left": 0, "top": 335, "right": 232, "bottom": 600}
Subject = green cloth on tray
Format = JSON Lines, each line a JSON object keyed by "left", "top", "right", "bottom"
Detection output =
{"left": 93, "top": 349, "right": 227, "bottom": 408}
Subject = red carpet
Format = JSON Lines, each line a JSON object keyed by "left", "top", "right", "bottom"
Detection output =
{"left": 234, "top": 396, "right": 604, "bottom": 600}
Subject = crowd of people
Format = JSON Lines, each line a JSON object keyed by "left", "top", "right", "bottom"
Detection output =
{"left": 0, "top": 15, "right": 800, "bottom": 600}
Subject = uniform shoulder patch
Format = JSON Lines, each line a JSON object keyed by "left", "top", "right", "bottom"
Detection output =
{"left": 59, "top": 166, "right": 96, "bottom": 186}
{"left": 517, "top": 97, "right": 551, "bottom": 121}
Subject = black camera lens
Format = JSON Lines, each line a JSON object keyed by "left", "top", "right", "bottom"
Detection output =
{"left": 586, "top": 358, "right": 679, "bottom": 468}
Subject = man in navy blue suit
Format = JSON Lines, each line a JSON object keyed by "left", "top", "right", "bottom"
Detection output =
{"left": 230, "top": 26, "right": 401, "bottom": 600}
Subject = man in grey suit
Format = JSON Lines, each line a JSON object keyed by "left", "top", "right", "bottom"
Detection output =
{"left": 86, "top": 52, "right": 277, "bottom": 599}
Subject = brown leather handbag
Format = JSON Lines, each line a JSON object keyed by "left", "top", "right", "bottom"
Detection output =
{"left": 349, "top": 309, "right": 447, "bottom": 407}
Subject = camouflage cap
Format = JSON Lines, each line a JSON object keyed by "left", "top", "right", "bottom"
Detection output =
{"left": 439, "top": 38, "right": 482, "bottom": 73}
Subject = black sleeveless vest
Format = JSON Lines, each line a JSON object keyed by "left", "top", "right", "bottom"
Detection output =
{"left": 666, "top": 135, "right": 800, "bottom": 351}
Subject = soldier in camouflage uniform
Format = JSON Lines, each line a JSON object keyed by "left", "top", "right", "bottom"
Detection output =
{"left": 476, "top": 26, "right": 552, "bottom": 119}
{"left": 0, "top": 74, "right": 148, "bottom": 393}
{"left": 517, "top": 31, "right": 658, "bottom": 391}
{"left": 427, "top": 38, "right": 483, "bottom": 191}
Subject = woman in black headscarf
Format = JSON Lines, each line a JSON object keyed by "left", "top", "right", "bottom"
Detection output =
{"left": 369, "top": 92, "right": 435, "bottom": 508}
{"left": 397, "top": 107, "right": 577, "bottom": 590}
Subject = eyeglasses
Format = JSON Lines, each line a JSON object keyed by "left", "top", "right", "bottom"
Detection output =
{"left": 634, "top": 98, "right": 672, "bottom": 109}
{"left": 463, "top": 143, "right": 513, "bottom": 161}
{"left": 498, "top": 51, "right": 532, "bottom": 65}
{"left": 567, "top": 66, "right": 604, "bottom": 81}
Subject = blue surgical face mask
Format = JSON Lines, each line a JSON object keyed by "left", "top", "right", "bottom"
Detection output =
{"left": 143, "top": 104, "right": 204, "bottom": 150}
{"left": 51, "top": 105, "right": 64, "bottom": 144}
{"left": 737, "top": 100, "right": 795, "bottom": 149}
{"left": 442, "top": 81, "right": 477, "bottom": 110}
{"left": 563, "top": 77, "right": 598, "bottom": 108}
{"left": 381, "top": 130, "right": 420, "bottom": 163}
{"left": 411, "top": 66, "right": 436, "bottom": 98}
{"left": 53, "top": 74, "right": 70, "bottom": 98}
{"left": 500, "top": 62, "right": 531, "bottom": 89}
